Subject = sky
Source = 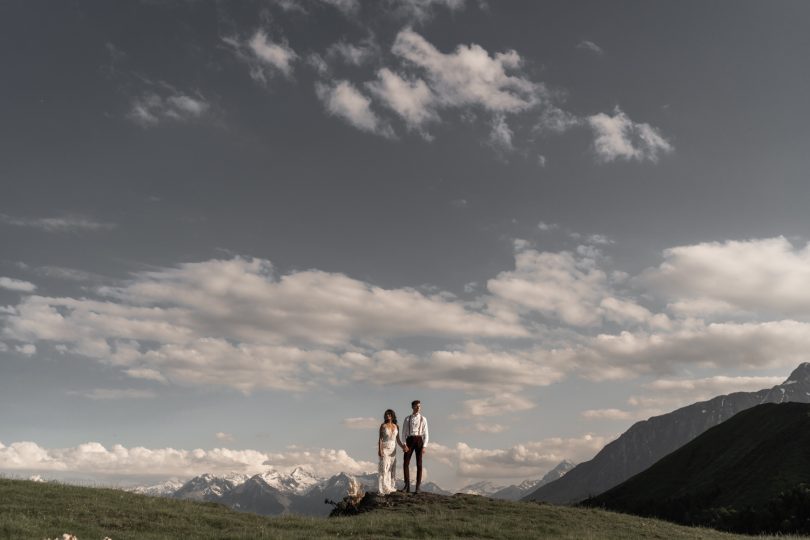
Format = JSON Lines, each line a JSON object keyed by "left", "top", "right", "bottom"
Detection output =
{"left": 1, "top": 0, "right": 810, "bottom": 491}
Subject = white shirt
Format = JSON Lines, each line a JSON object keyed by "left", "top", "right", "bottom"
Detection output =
{"left": 402, "top": 413, "right": 429, "bottom": 447}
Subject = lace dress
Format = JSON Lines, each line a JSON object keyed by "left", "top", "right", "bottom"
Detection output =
{"left": 378, "top": 424, "right": 399, "bottom": 495}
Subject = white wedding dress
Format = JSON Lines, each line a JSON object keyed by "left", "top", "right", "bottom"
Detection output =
{"left": 378, "top": 425, "right": 398, "bottom": 495}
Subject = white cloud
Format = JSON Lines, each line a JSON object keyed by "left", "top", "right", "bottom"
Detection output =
{"left": 248, "top": 31, "right": 297, "bottom": 78}
{"left": 306, "top": 53, "right": 330, "bottom": 75}
{"left": 389, "top": 0, "right": 468, "bottom": 23}
{"left": 487, "top": 247, "right": 663, "bottom": 329}
{"left": 316, "top": 80, "right": 394, "bottom": 137}
{"left": 450, "top": 434, "right": 609, "bottom": 479}
{"left": 223, "top": 31, "right": 298, "bottom": 85}
{"left": 573, "top": 320, "right": 810, "bottom": 379}
{"left": 467, "top": 423, "right": 507, "bottom": 433}
{"left": 327, "top": 38, "right": 379, "bottom": 66}
{"left": 646, "top": 237, "right": 810, "bottom": 318}
{"left": 1, "top": 257, "right": 526, "bottom": 392}
{"left": 454, "top": 393, "right": 535, "bottom": 418}
{"left": 535, "top": 106, "right": 581, "bottom": 133}
{"left": 0, "top": 440, "right": 373, "bottom": 479}
{"left": 587, "top": 107, "right": 673, "bottom": 163}
{"left": 583, "top": 375, "right": 785, "bottom": 422}
{"left": 341, "top": 417, "right": 380, "bottom": 430}
{"left": 580, "top": 408, "right": 634, "bottom": 421}
{"left": 583, "top": 234, "right": 614, "bottom": 245}
{"left": 367, "top": 68, "right": 437, "bottom": 131}
{"left": 128, "top": 92, "right": 209, "bottom": 127}
{"left": 645, "top": 375, "right": 783, "bottom": 394}
{"left": 124, "top": 368, "right": 167, "bottom": 384}
{"left": 576, "top": 40, "right": 604, "bottom": 55}
{"left": 488, "top": 249, "right": 608, "bottom": 327}
{"left": 319, "top": 29, "right": 581, "bottom": 151}
{"left": 215, "top": 432, "right": 234, "bottom": 443}
{"left": 488, "top": 114, "right": 514, "bottom": 154}
{"left": 270, "top": 0, "right": 309, "bottom": 13}
{"left": 392, "top": 29, "right": 540, "bottom": 113}
{"left": 0, "top": 214, "right": 115, "bottom": 233}
{"left": 626, "top": 375, "right": 784, "bottom": 413}
{"left": 0, "top": 277, "right": 36, "bottom": 293}
{"left": 15, "top": 344, "right": 36, "bottom": 356}
{"left": 68, "top": 389, "right": 157, "bottom": 400}
{"left": 30, "top": 266, "right": 101, "bottom": 282}
{"left": 537, "top": 221, "right": 558, "bottom": 231}
{"left": 356, "top": 343, "right": 569, "bottom": 393}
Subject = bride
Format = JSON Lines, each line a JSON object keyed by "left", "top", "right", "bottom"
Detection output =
{"left": 378, "top": 409, "right": 406, "bottom": 495}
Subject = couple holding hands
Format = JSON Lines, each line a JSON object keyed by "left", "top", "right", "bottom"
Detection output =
{"left": 377, "top": 400, "right": 429, "bottom": 495}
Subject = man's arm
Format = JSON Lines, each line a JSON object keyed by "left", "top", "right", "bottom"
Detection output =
{"left": 423, "top": 417, "right": 429, "bottom": 448}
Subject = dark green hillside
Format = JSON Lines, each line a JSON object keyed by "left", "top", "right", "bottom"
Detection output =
{"left": 585, "top": 402, "right": 810, "bottom": 534}
{"left": 0, "top": 477, "right": 764, "bottom": 539}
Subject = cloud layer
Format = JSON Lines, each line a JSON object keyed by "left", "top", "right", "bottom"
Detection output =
{"left": 0, "top": 434, "right": 604, "bottom": 483}
{"left": 4, "top": 237, "right": 808, "bottom": 396}
{"left": 0, "top": 440, "right": 372, "bottom": 479}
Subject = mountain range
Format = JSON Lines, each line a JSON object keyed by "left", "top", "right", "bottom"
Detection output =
{"left": 459, "top": 460, "right": 576, "bottom": 500}
{"left": 526, "top": 362, "right": 810, "bottom": 504}
{"left": 584, "top": 402, "right": 810, "bottom": 534}
{"left": 131, "top": 467, "right": 450, "bottom": 517}
{"left": 129, "top": 458, "right": 575, "bottom": 516}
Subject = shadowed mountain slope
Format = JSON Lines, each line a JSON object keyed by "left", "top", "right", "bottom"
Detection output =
{"left": 584, "top": 402, "right": 810, "bottom": 534}
{"left": 526, "top": 363, "right": 810, "bottom": 504}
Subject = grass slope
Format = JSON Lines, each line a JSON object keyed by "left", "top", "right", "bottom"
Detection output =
{"left": 0, "top": 477, "right": 766, "bottom": 539}
{"left": 585, "top": 403, "right": 810, "bottom": 533}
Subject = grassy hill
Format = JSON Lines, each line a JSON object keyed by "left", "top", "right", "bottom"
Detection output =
{"left": 584, "top": 402, "right": 810, "bottom": 534}
{"left": 0, "top": 477, "right": 770, "bottom": 539}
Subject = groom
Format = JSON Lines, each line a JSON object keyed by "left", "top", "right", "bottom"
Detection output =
{"left": 401, "top": 399, "right": 429, "bottom": 494}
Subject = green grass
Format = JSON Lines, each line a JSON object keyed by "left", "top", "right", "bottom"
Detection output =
{"left": 0, "top": 477, "right": 797, "bottom": 539}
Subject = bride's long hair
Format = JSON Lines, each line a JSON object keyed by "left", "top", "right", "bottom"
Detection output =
{"left": 383, "top": 409, "right": 398, "bottom": 426}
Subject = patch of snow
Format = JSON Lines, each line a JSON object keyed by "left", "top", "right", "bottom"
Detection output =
{"left": 256, "top": 466, "right": 322, "bottom": 495}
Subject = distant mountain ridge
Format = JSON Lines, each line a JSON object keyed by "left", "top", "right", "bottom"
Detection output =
{"left": 135, "top": 468, "right": 451, "bottom": 516}
{"left": 526, "top": 363, "right": 810, "bottom": 504}
{"left": 584, "top": 402, "right": 810, "bottom": 534}
{"left": 459, "top": 460, "right": 576, "bottom": 500}
{"left": 492, "top": 460, "right": 575, "bottom": 500}
{"left": 131, "top": 461, "right": 575, "bottom": 515}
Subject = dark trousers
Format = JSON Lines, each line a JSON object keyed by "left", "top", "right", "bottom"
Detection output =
{"left": 403, "top": 435, "right": 424, "bottom": 490}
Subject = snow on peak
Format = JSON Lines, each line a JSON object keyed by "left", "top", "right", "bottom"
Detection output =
{"left": 256, "top": 467, "right": 322, "bottom": 495}
{"left": 128, "top": 479, "right": 185, "bottom": 497}
{"left": 459, "top": 480, "right": 506, "bottom": 496}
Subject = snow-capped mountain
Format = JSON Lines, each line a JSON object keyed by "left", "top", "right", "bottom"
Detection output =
{"left": 254, "top": 467, "right": 321, "bottom": 495}
{"left": 133, "top": 468, "right": 452, "bottom": 516}
{"left": 491, "top": 460, "right": 576, "bottom": 500}
{"left": 172, "top": 472, "right": 249, "bottom": 501}
{"left": 458, "top": 480, "right": 506, "bottom": 497}
{"left": 127, "top": 479, "right": 185, "bottom": 497}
